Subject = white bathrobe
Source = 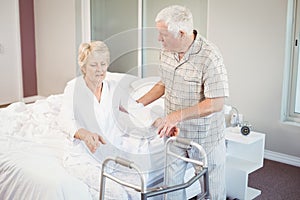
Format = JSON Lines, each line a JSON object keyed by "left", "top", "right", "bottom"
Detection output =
{"left": 57, "top": 75, "right": 164, "bottom": 200}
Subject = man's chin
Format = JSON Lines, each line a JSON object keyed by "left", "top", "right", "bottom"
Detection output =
{"left": 162, "top": 46, "right": 171, "bottom": 51}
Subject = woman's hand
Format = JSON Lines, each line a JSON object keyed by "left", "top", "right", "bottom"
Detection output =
{"left": 75, "top": 128, "right": 106, "bottom": 153}
{"left": 119, "top": 105, "right": 128, "bottom": 113}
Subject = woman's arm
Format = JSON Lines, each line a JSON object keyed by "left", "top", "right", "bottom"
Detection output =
{"left": 57, "top": 80, "right": 78, "bottom": 140}
{"left": 58, "top": 80, "right": 106, "bottom": 153}
{"left": 74, "top": 128, "right": 106, "bottom": 153}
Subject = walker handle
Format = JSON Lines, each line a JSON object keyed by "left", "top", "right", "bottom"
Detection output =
{"left": 115, "top": 156, "right": 134, "bottom": 168}
{"left": 175, "top": 137, "right": 192, "bottom": 146}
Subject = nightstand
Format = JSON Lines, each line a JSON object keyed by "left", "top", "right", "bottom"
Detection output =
{"left": 225, "top": 127, "right": 265, "bottom": 200}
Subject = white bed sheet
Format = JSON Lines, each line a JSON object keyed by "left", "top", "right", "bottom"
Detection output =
{"left": 0, "top": 94, "right": 138, "bottom": 200}
{"left": 0, "top": 73, "right": 201, "bottom": 200}
{"left": 0, "top": 95, "right": 93, "bottom": 200}
{"left": 0, "top": 77, "right": 164, "bottom": 200}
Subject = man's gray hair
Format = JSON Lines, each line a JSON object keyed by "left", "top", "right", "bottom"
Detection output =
{"left": 155, "top": 5, "right": 194, "bottom": 37}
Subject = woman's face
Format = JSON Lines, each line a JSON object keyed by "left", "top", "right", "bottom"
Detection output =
{"left": 83, "top": 53, "right": 109, "bottom": 87}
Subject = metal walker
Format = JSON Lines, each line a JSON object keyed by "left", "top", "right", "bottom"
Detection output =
{"left": 99, "top": 137, "right": 210, "bottom": 200}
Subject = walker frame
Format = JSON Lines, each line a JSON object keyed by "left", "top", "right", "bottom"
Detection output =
{"left": 99, "top": 137, "right": 210, "bottom": 200}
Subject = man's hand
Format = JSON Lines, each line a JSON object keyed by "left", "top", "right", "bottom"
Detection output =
{"left": 153, "top": 111, "right": 180, "bottom": 137}
{"left": 75, "top": 128, "right": 106, "bottom": 153}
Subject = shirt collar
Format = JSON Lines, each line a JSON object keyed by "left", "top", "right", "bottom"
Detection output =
{"left": 174, "top": 30, "right": 202, "bottom": 62}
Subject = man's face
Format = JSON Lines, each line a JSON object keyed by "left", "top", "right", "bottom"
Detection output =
{"left": 156, "top": 21, "right": 182, "bottom": 52}
{"left": 83, "top": 53, "right": 108, "bottom": 86}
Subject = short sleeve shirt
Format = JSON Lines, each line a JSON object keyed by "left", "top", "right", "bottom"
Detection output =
{"left": 159, "top": 33, "right": 229, "bottom": 150}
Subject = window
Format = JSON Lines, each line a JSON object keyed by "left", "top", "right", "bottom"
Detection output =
{"left": 283, "top": 0, "right": 300, "bottom": 124}
{"left": 89, "top": 0, "right": 207, "bottom": 77}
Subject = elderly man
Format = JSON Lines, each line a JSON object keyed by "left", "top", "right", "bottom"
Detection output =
{"left": 138, "top": 5, "right": 229, "bottom": 200}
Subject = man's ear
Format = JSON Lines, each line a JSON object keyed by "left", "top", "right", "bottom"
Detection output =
{"left": 179, "top": 30, "right": 185, "bottom": 38}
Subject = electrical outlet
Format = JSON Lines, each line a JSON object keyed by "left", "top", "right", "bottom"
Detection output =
{"left": 230, "top": 113, "right": 238, "bottom": 126}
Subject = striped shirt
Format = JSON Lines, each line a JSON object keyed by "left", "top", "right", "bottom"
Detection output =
{"left": 159, "top": 33, "right": 229, "bottom": 152}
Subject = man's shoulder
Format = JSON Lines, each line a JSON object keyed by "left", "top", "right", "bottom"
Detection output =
{"left": 196, "top": 36, "right": 222, "bottom": 56}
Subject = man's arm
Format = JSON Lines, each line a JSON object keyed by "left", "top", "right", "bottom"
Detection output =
{"left": 178, "top": 97, "right": 225, "bottom": 121}
{"left": 137, "top": 81, "right": 165, "bottom": 106}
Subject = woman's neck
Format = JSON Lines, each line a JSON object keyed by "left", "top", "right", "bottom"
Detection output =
{"left": 93, "top": 84, "right": 103, "bottom": 102}
{"left": 85, "top": 78, "right": 103, "bottom": 102}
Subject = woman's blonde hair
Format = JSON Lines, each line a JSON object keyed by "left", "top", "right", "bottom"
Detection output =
{"left": 78, "top": 41, "right": 110, "bottom": 74}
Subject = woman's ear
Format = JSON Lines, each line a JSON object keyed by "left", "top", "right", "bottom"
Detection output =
{"left": 81, "top": 66, "right": 86, "bottom": 75}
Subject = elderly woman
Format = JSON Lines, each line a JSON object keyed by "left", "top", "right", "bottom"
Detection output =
{"left": 58, "top": 41, "right": 113, "bottom": 153}
{"left": 58, "top": 40, "right": 178, "bottom": 154}
{"left": 57, "top": 41, "right": 172, "bottom": 200}
{"left": 57, "top": 41, "right": 136, "bottom": 199}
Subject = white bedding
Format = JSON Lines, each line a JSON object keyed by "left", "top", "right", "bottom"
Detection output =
{"left": 0, "top": 93, "right": 151, "bottom": 200}
{"left": 0, "top": 95, "right": 93, "bottom": 200}
{"left": 0, "top": 73, "right": 166, "bottom": 200}
{"left": 0, "top": 73, "right": 200, "bottom": 200}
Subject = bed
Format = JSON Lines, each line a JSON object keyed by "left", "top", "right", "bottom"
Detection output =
{"left": 0, "top": 72, "right": 200, "bottom": 200}
{"left": 0, "top": 94, "right": 93, "bottom": 199}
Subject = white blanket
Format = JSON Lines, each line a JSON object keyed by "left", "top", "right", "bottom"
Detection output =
{"left": 0, "top": 74, "right": 199, "bottom": 200}
{"left": 0, "top": 95, "right": 94, "bottom": 200}
{"left": 0, "top": 82, "right": 166, "bottom": 200}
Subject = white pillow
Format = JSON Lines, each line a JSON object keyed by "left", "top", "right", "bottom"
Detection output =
{"left": 130, "top": 76, "right": 164, "bottom": 117}
{"left": 106, "top": 72, "right": 138, "bottom": 83}
{"left": 130, "top": 76, "right": 161, "bottom": 99}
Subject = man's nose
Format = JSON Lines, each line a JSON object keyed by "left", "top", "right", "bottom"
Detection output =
{"left": 158, "top": 34, "right": 163, "bottom": 42}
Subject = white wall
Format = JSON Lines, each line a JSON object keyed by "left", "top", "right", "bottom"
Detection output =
{"left": 33, "top": 0, "right": 300, "bottom": 159}
{"left": 34, "top": 0, "right": 77, "bottom": 96}
{"left": 207, "top": 0, "right": 300, "bottom": 158}
{"left": 0, "top": 0, "right": 22, "bottom": 105}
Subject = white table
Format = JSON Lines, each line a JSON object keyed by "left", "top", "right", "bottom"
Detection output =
{"left": 225, "top": 127, "right": 265, "bottom": 200}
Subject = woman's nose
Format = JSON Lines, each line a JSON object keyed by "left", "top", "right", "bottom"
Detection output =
{"left": 97, "top": 64, "right": 107, "bottom": 72}
{"left": 96, "top": 63, "right": 103, "bottom": 69}
{"left": 95, "top": 65, "right": 101, "bottom": 71}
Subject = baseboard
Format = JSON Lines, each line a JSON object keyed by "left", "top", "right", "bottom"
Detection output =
{"left": 22, "top": 95, "right": 45, "bottom": 104}
{"left": 264, "top": 150, "right": 300, "bottom": 167}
